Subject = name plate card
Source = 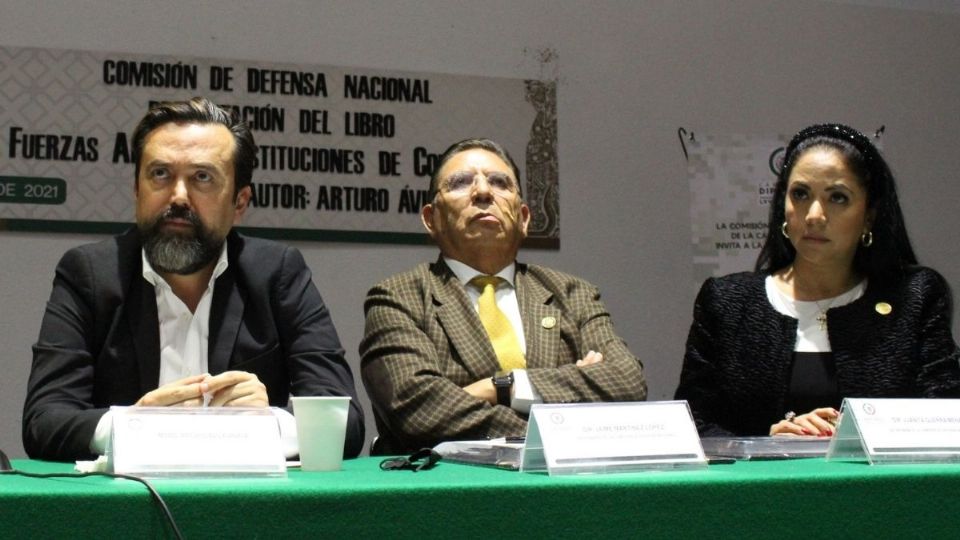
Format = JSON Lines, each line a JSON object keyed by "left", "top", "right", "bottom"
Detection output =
{"left": 519, "top": 401, "right": 706, "bottom": 475}
{"left": 110, "top": 406, "right": 286, "bottom": 476}
{"left": 826, "top": 398, "right": 960, "bottom": 465}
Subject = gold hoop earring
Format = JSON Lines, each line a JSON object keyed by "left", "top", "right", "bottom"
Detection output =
{"left": 781, "top": 222, "right": 789, "bottom": 239}
{"left": 861, "top": 230, "right": 873, "bottom": 247}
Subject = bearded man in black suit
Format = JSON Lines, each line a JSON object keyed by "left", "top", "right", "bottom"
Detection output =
{"left": 23, "top": 97, "right": 364, "bottom": 461}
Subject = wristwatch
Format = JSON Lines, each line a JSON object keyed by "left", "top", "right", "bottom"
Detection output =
{"left": 491, "top": 370, "right": 514, "bottom": 407}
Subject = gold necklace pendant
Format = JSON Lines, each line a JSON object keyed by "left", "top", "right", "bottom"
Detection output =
{"left": 816, "top": 311, "right": 828, "bottom": 331}
{"left": 813, "top": 295, "right": 834, "bottom": 332}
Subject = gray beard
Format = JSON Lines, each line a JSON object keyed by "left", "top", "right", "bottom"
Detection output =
{"left": 139, "top": 208, "right": 224, "bottom": 275}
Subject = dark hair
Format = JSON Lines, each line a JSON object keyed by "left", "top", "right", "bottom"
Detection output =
{"left": 428, "top": 138, "right": 522, "bottom": 201}
{"left": 131, "top": 96, "right": 256, "bottom": 196}
{"left": 755, "top": 123, "right": 917, "bottom": 281}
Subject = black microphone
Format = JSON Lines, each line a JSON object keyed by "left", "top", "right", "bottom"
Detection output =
{"left": 0, "top": 449, "right": 11, "bottom": 472}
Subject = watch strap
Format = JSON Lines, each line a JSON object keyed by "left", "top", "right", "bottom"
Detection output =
{"left": 492, "top": 371, "right": 513, "bottom": 407}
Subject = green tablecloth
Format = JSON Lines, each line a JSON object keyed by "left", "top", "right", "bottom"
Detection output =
{"left": 2, "top": 456, "right": 958, "bottom": 539}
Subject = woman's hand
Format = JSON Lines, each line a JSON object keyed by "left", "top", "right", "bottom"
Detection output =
{"left": 769, "top": 407, "right": 839, "bottom": 437}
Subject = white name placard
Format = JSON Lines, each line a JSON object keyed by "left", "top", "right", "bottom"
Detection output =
{"left": 826, "top": 398, "right": 960, "bottom": 464}
{"left": 519, "top": 401, "right": 706, "bottom": 475}
{"left": 110, "top": 406, "right": 286, "bottom": 476}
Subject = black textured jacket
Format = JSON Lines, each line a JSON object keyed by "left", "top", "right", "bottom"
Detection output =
{"left": 675, "top": 267, "right": 960, "bottom": 437}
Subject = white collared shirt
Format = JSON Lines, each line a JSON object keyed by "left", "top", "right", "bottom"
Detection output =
{"left": 444, "top": 257, "right": 541, "bottom": 413}
{"left": 142, "top": 242, "right": 229, "bottom": 386}
{"left": 90, "top": 241, "right": 297, "bottom": 458}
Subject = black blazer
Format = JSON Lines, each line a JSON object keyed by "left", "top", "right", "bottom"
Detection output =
{"left": 23, "top": 228, "right": 364, "bottom": 461}
{"left": 675, "top": 267, "right": 960, "bottom": 437}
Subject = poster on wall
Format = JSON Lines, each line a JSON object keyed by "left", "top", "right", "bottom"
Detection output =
{"left": 686, "top": 128, "right": 884, "bottom": 290}
{"left": 685, "top": 132, "right": 787, "bottom": 290}
{"left": 0, "top": 45, "right": 559, "bottom": 247}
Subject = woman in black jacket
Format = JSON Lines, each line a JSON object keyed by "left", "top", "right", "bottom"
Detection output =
{"left": 675, "top": 123, "right": 960, "bottom": 437}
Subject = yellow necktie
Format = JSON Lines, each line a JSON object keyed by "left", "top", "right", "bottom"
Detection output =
{"left": 470, "top": 276, "right": 526, "bottom": 371}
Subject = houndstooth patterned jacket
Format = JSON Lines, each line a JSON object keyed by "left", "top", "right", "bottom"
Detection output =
{"left": 361, "top": 256, "right": 646, "bottom": 454}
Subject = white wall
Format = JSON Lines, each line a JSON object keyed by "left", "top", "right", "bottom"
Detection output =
{"left": 3, "top": 0, "right": 959, "bottom": 458}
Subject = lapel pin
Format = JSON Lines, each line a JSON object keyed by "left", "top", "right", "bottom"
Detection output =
{"left": 875, "top": 302, "right": 892, "bottom": 315}
{"left": 541, "top": 316, "right": 557, "bottom": 329}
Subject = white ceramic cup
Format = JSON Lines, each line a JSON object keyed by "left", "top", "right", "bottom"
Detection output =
{"left": 290, "top": 396, "right": 351, "bottom": 471}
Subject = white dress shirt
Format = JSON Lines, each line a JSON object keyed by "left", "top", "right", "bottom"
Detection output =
{"left": 444, "top": 257, "right": 542, "bottom": 413}
{"left": 89, "top": 241, "right": 297, "bottom": 458}
{"left": 144, "top": 242, "right": 229, "bottom": 386}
